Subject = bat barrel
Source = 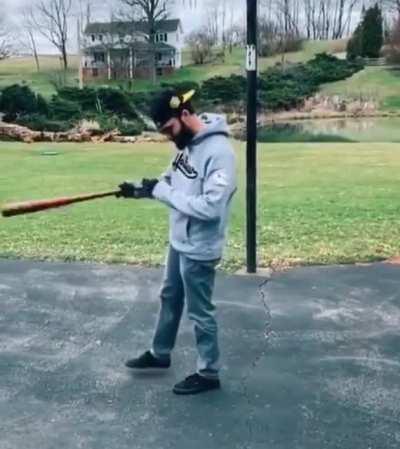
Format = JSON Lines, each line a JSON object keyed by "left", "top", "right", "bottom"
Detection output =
{"left": 1, "top": 191, "right": 119, "bottom": 218}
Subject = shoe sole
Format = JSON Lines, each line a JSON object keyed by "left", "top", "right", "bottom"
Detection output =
{"left": 173, "top": 384, "right": 221, "bottom": 395}
{"left": 125, "top": 365, "right": 170, "bottom": 372}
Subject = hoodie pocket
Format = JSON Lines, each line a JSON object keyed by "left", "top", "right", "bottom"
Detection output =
{"left": 172, "top": 211, "right": 189, "bottom": 243}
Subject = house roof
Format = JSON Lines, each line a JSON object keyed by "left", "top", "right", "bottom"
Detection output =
{"left": 85, "top": 19, "right": 181, "bottom": 35}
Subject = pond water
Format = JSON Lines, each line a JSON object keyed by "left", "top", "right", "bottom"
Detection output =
{"left": 258, "top": 117, "right": 400, "bottom": 142}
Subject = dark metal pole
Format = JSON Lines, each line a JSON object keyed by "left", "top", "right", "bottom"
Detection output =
{"left": 246, "top": 0, "right": 258, "bottom": 273}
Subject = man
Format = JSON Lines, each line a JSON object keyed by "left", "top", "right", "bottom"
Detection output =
{"left": 117, "top": 89, "right": 237, "bottom": 395}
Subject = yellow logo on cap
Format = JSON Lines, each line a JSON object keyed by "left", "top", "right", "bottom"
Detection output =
{"left": 169, "top": 90, "right": 196, "bottom": 109}
{"left": 182, "top": 89, "right": 196, "bottom": 104}
{"left": 169, "top": 96, "right": 181, "bottom": 109}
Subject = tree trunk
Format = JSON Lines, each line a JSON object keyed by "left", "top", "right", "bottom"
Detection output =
{"left": 29, "top": 30, "right": 40, "bottom": 72}
{"left": 62, "top": 44, "right": 68, "bottom": 70}
{"left": 149, "top": 22, "right": 157, "bottom": 85}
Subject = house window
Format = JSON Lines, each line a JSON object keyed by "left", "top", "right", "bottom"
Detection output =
{"left": 94, "top": 52, "right": 105, "bottom": 63}
{"left": 91, "top": 34, "right": 95, "bottom": 42}
{"left": 157, "top": 53, "right": 162, "bottom": 61}
{"left": 119, "top": 34, "right": 124, "bottom": 43}
{"left": 157, "top": 33, "right": 167, "bottom": 42}
{"left": 98, "top": 34, "right": 103, "bottom": 42}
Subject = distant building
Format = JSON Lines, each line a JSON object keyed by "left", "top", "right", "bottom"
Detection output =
{"left": 81, "top": 19, "right": 183, "bottom": 81}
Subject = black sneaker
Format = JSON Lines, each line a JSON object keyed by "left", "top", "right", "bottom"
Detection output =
{"left": 125, "top": 351, "right": 170, "bottom": 370}
{"left": 173, "top": 373, "right": 221, "bottom": 395}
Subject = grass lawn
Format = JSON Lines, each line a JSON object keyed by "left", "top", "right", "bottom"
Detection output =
{"left": 0, "top": 55, "right": 80, "bottom": 97}
{"left": 1, "top": 141, "right": 399, "bottom": 271}
{"left": 321, "top": 66, "right": 400, "bottom": 111}
{"left": 0, "top": 40, "right": 341, "bottom": 97}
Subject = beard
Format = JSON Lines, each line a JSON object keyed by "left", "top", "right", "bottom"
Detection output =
{"left": 172, "top": 120, "right": 195, "bottom": 150}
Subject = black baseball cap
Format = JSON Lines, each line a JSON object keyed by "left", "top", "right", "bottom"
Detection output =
{"left": 150, "top": 89, "right": 196, "bottom": 129}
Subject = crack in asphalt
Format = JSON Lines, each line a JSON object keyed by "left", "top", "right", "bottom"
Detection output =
{"left": 239, "top": 277, "right": 275, "bottom": 449}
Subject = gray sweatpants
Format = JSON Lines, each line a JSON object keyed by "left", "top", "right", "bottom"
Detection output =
{"left": 151, "top": 246, "right": 220, "bottom": 379}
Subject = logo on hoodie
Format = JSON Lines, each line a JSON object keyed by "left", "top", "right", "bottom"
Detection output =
{"left": 172, "top": 152, "right": 198, "bottom": 179}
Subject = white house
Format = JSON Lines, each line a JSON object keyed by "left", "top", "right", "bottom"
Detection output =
{"left": 81, "top": 19, "right": 184, "bottom": 81}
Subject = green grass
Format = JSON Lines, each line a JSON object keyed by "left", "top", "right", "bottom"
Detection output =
{"left": 0, "top": 55, "right": 80, "bottom": 97}
{"left": 321, "top": 66, "right": 400, "bottom": 111}
{"left": 1, "top": 141, "right": 400, "bottom": 271}
{"left": 0, "top": 40, "right": 340, "bottom": 97}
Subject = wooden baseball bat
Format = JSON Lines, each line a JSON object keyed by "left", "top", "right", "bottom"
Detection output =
{"left": 1, "top": 190, "right": 120, "bottom": 217}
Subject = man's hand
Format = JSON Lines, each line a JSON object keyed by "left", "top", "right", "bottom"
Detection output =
{"left": 116, "top": 179, "right": 159, "bottom": 199}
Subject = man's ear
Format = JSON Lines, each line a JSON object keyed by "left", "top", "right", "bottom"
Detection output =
{"left": 180, "top": 109, "right": 191, "bottom": 126}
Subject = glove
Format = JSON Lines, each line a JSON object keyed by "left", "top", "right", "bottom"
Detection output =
{"left": 116, "top": 178, "right": 158, "bottom": 199}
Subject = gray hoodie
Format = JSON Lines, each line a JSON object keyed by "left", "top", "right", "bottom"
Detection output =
{"left": 153, "top": 113, "right": 237, "bottom": 261}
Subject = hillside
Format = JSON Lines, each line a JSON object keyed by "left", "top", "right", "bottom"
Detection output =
{"left": 0, "top": 41, "right": 341, "bottom": 97}
{"left": 321, "top": 65, "right": 400, "bottom": 111}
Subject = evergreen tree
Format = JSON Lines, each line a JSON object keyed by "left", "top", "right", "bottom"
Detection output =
{"left": 347, "top": 23, "right": 363, "bottom": 60}
{"left": 361, "top": 3, "right": 383, "bottom": 58}
{"left": 346, "top": 3, "right": 383, "bottom": 60}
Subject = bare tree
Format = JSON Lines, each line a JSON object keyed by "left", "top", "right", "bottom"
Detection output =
{"left": 386, "top": 14, "right": 400, "bottom": 62}
{"left": 186, "top": 28, "right": 214, "bottom": 64}
{"left": 0, "top": 13, "right": 12, "bottom": 60}
{"left": 32, "top": 0, "right": 72, "bottom": 70}
{"left": 19, "top": 8, "right": 41, "bottom": 72}
{"left": 383, "top": 0, "right": 400, "bottom": 15}
{"left": 261, "top": 0, "right": 364, "bottom": 40}
{"left": 119, "top": 0, "right": 170, "bottom": 83}
{"left": 77, "top": 0, "right": 92, "bottom": 47}
{"left": 226, "top": 24, "right": 245, "bottom": 54}
{"left": 206, "top": 1, "right": 220, "bottom": 45}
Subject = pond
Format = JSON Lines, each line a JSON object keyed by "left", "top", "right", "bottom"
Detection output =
{"left": 257, "top": 117, "right": 400, "bottom": 143}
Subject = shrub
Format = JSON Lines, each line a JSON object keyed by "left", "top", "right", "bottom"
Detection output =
{"left": 56, "top": 87, "right": 98, "bottom": 111}
{"left": 49, "top": 97, "right": 82, "bottom": 121}
{"left": 201, "top": 75, "right": 247, "bottom": 104}
{"left": 118, "top": 120, "right": 145, "bottom": 136}
{"left": 15, "top": 114, "right": 72, "bottom": 132}
{"left": 258, "top": 53, "right": 363, "bottom": 111}
{"left": 0, "top": 84, "right": 49, "bottom": 121}
{"left": 176, "top": 53, "right": 364, "bottom": 113}
{"left": 54, "top": 86, "right": 138, "bottom": 118}
{"left": 36, "top": 94, "right": 49, "bottom": 116}
{"left": 97, "top": 87, "right": 136, "bottom": 117}
{"left": 92, "top": 114, "right": 144, "bottom": 135}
